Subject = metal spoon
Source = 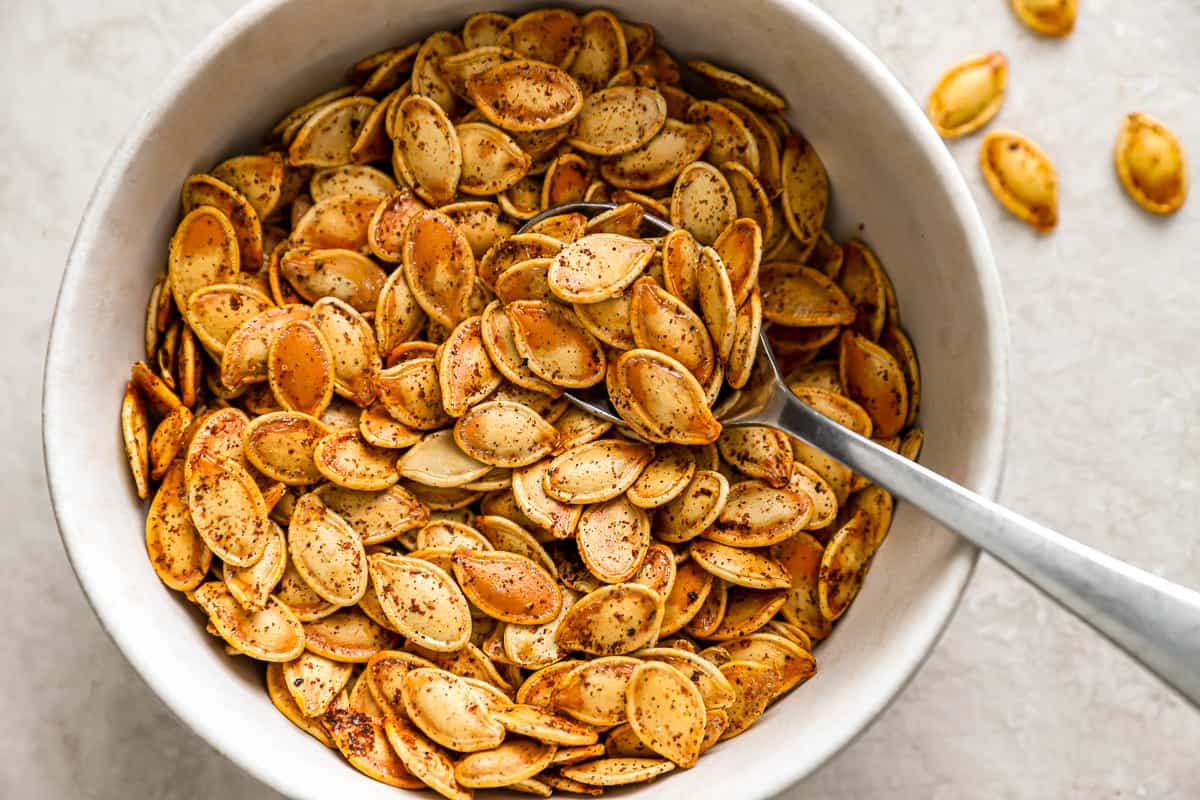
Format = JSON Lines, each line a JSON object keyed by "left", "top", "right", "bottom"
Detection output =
{"left": 520, "top": 201, "right": 1200, "bottom": 708}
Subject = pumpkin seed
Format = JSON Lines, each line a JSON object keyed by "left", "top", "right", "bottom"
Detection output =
{"left": 468, "top": 59, "right": 584, "bottom": 132}
{"left": 458, "top": 122, "right": 532, "bottom": 196}
{"left": 266, "top": 662, "right": 334, "bottom": 745}
{"left": 1115, "top": 112, "right": 1188, "bottom": 215}
{"left": 211, "top": 152, "right": 285, "bottom": 219}
{"left": 717, "top": 660, "right": 780, "bottom": 739}
{"left": 625, "top": 661, "right": 706, "bottom": 767}
{"left": 545, "top": 439, "right": 654, "bottom": 504}
{"left": 454, "top": 400, "right": 560, "bottom": 468}
{"left": 323, "top": 706, "right": 423, "bottom": 787}
{"left": 652, "top": 469, "right": 729, "bottom": 544}
{"left": 556, "top": 583, "right": 661, "bottom": 655}
{"left": 288, "top": 492, "right": 369, "bottom": 606}
{"left": 288, "top": 96, "right": 377, "bottom": 167}
{"left": 145, "top": 460, "right": 211, "bottom": 590}
{"left": 314, "top": 429, "right": 398, "bottom": 490}
{"left": 687, "top": 60, "right": 786, "bottom": 112}
{"left": 838, "top": 330, "right": 908, "bottom": 438}
{"left": 629, "top": 276, "right": 715, "bottom": 383}
{"left": 223, "top": 520, "right": 287, "bottom": 610}
{"left": 370, "top": 553, "right": 472, "bottom": 651}
{"left": 193, "top": 581, "right": 304, "bottom": 661}
{"left": 569, "top": 87, "right": 667, "bottom": 156}
{"left": 626, "top": 445, "right": 695, "bottom": 509}
{"left": 560, "top": 757, "right": 675, "bottom": 786}
{"left": 818, "top": 510, "right": 874, "bottom": 620}
{"left": 576, "top": 496, "right": 651, "bottom": 584}
{"left": 548, "top": 233, "right": 654, "bottom": 304}
{"left": 402, "top": 209, "right": 476, "bottom": 329}
{"left": 501, "top": 8, "right": 582, "bottom": 68}
{"left": 779, "top": 134, "right": 828, "bottom": 258}
{"left": 686, "top": 101, "right": 759, "bottom": 174}
{"left": 401, "top": 667, "right": 506, "bottom": 751}
{"left": 383, "top": 717, "right": 472, "bottom": 800}
{"left": 453, "top": 549, "right": 563, "bottom": 624}
{"left": 541, "top": 152, "right": 592, "bottom": 209}
{"left": 600, "top": 119, "right": 712, "bottom": 189}
{"left": 463, "top": 11, "right": 513, "bottom": 48}
{"left": 168, "top": 207, "right": 239, "bottom": 315}
{"left": 512, "top": 459, "right": 583, "bottom": 539}
{"left": 184, "top": 284, "right": 274, "bottom": 356}
{"left": 181, "top": 174, "right": 264, "bottom": 269}
{"left": 980, "top": 129, "right": 1059, "bottom": 231}
{"left": 376, "top": 357, "right": 454, "bottom": 430}
{"left": 552, "top": 656, "right": 640, "bottom": 725}
{"left": 456, "top": 737, "right": 558, "bottom": 789}
{"left": 759, "top": 261, "right": 855, "bottom": 327}
{"left": 398, "top": 429, "right": 492, "bottom": 488}
{"left": 927, "top": 52, "right": 1008, "bottom": 138}
{"left": 1010, "top": 0, "right": 1077, "bottom": 36}
{"left": 690, "top": 539, "right": 790, "bottom": 590}
{"left": 267, "top": 318, "right": 334, "bottom": 417}
{"left": 573, "top": 289, "right": 636, "bottom": 350}
{"left": 283, "top": 651, "right": 353, "bottom": 717}
{"left": 661, "top": 227, "right": 700, "bottom": 306}
{"left": 315, "top": 483, "right": 427, "bottom": 545}
{"left": 506, "top": 300, "right": 607, "bottom": 388}
{"left": 610, "top": 348, "right": 721, "bottom": 445}
{"left": 186, "top": 452, "right": 270, "bottom": 567}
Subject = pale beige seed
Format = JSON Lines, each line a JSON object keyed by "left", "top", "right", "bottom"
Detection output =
{"left": 288, "top": 96, "right": 377, "bottom": 167}
{"left": 211, "top": 152, "right": 284, "bottom": 219}
{"left": 717, "top": 660, "right": 781, "bottom": 739}
{"left": 314, "top": 483, "right": 428, "bottom": 544}
{"left": 186, "top": 452, "right": 270, "bottom": 568}
{"left": 980, "top": 129, "right": 1058, "bottom": 231}
{"left": 780, "top": 134, "right": 829, "bottom": 258}
{"left": 600, "top": 119, "right": 713, "bottom": 190}
{"left": 492, "top": 704, "right": 599, "bottom": 746}
{"left": 184, "top": 284, "right": 274, "bottom": 356}
{"left": 687, "top": 60, "right": 786, "bottom": 112}
{"left": 721, "top": 633, "right": 817, "bottom": 695}
{"left": 455, "top": 737, "right": 558, "bottom": 789}
{"left": 629, "top": 277, "right": 715, "bottom": 383}
{"left": 576, "top": 495, "right": 651, "bottom": 584}
{"left": 458, "top": 122, "right": 532, "bottom": 195}
{"left": 394, "top": 95, "right": 461, "bottom": 206}
{"left": 310, "top": 164, "right": 396, "bottom": 202}
{"left": 506, "top": 300, "right": 607, "bottom": 388}
{"left": 359, "top": 403, "right": 421, "bottom": 449}
{"left": 636, "top": 647, "right": 736, "bottom": 710}
{"left": 180, "top": 174, "right": 263, "bottom": 270}
{"left": 382, "top": 716, "right": 471, "bottom": 800}
{"left": 686, "top": 101, "right": 760, "bottom": 174}
{"left": 265, "top": 662, "right": 334, "bottom": 746}
{"left": 398, "top": 429, "right": 492, "bottom": 488}
{"left": 290, "top": 193, "right": 378, "bottom": 252}
{"left": 653, "top": 469, "right": 729, "bottom": 543}
{"left": 512, "top": 459, "right": 583, "bottom": 539}
{"left": 626, "top": 445, "right": 696, "bottom": 509}
{"left": 375, "top": 357, "right": 454, "bottom": 430}
{"left": 573, "top": 290, "right": 636, "bottom": 350}
{"left": 314, "top": 429, "right": 398, "bottom": 490}
{"left": 283, "top": 651, "right": 353, "bottom": 717}
{"left": 759, "top": 261, "right": 856, "bottom": 327}
{"left": 568, "top": 9, "right": 627, "bottom": 92}
{"left": 658, "top": 560, "right": 714, "bottom": 637}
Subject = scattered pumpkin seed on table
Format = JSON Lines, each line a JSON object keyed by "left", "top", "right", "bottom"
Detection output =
{"left": 118, "top": 7, "right": 928, "bottom": 794}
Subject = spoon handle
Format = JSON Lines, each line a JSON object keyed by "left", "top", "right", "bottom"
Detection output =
{"left": 772, "top": 392, "right": 1200, "bottom": 709}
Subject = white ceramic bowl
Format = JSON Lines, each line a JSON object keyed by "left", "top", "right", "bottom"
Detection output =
{"left": 44, "top": 1, "right": 1007, "bottom": 797}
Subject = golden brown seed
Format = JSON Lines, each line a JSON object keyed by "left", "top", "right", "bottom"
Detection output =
{"left": 1010, "top": 0, "right": 1077, "bottom": 36}
{"left": 926, "top": 52, "right": 1008, "bottom": 139}
{"left": 979, "top": 130, "right": 1059, "bottom": 231}
{"left": 1115, "top": 112, "right": 1188, "bottom": 215}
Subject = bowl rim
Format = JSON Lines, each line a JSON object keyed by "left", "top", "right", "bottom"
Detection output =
{"left": 42, "top": 0, "right": 1009, "bottom": 796}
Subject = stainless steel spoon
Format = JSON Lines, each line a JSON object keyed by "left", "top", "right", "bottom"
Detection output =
{"left": 519, "top": 201, "right": 1200, "bottom": 708}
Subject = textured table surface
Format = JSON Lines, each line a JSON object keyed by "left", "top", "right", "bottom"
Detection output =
{"left": 7, "top": 0, "right": 1200, "bottom": 797}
